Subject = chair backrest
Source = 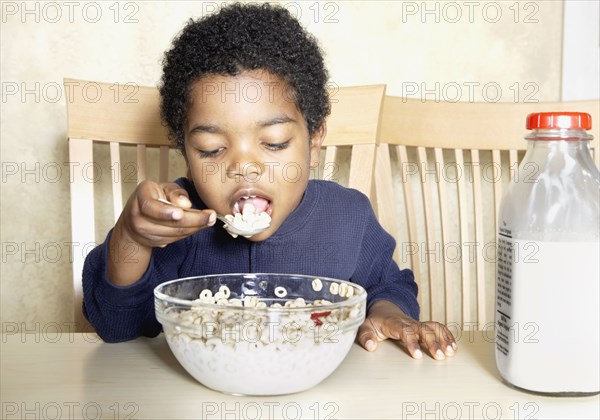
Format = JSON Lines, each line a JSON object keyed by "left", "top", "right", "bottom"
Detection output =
{"left": 317, "top": 84, "right": 386, "bottom": 198}
{"left": 65, "top": 78, "right": 385, "bottom": 331}
{"left": 376, "top": 97, "right": 600, "bottom": 329}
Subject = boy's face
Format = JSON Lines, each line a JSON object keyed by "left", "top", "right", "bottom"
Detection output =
{"left": 184, "top": 70, "right": 325, "bottom": 241}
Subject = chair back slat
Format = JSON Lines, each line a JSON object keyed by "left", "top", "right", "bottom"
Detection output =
{"left": 434, "top": 147, "right": 453, "bottom": 323}
{"left": 396, "top": 145, "right": 421, "bottom": 311}
{"left": 159, "top": 146, "right": 170, "bottom": 183}
{"left": 136, "top": 145, "right": 147, "bottom": 183}
{"left": 68, "top": 138, "right": 95, "bottom": 331}
{"left": 417, "top": 146, "right": 438, "bottom": 321}
{"left": 109, "top": 142, "right": 123, "bottom": 223}
{"left": 375, "top": 143, "right": 399, "bottom": 262}
{"left": 508, "top": 150, "right": 519, "bottom": 182}
{"left": 323, "top": 146, "right": 338, "bottom": 182}
{"left": 491, "top": 149, "right": 503, "bottom": 237}
{"left": 348, "top": 144, "right": 376, "bottom": 198}
{"left": 469, "top": 149, "right": 487, "bottom": 326}
{"left": 454, "top": 149, "right": 471, "bottom": 325}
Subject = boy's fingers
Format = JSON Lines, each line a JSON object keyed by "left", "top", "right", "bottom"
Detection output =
{"left": 441, "top": 326, "right": 458, "bottom": 353}
{"left": 137, "top": 191, "right": 198, "bottom": 223}
{"left": 391, "top": 321, "right": 423, "bottom": 359}
{"left": 417, "top": 323, "right": 446, "bottom": 360}
{"left": 143, "top": 208, "right": 217, "bottom": 231}
{"left": 162, "top": 183, "right": 192, "bottom": 209}
{"left": 139, "top": 195, "right": 184, "bottom": 221}
{"left": 136, "top": 220, "right": 209, "bottom": 240}
{"left": 132, "top": 209, "right": 217, "bottom": 248}
{"left": 178, "top": 209, "right": 217, "bottom": 228}
{"left": 357, "top": 317, "right": 455, "bottom": 361}
{"left": 424, "top": 322, "right": 455, "bottom": 356}
{"left": 357, "top": 321, "right": 379, "bottom": 352}
{"left": 133, "top": 181, "right": 181, "bottom": 220}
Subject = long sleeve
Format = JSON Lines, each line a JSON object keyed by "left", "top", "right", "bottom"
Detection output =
{"left": 351, "top": 191, "right": 420, "bottom": 320}
{"left": 82, "top": 230, "right": 188, "bottom": 342}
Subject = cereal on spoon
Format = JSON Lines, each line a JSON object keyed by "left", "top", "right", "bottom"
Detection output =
{"left": 221, "top": 203, "right": 271, "bottom": 238}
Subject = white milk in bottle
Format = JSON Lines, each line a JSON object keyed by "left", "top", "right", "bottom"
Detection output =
{"left": 496, "top": 112, "right": 600, "bottom": 394}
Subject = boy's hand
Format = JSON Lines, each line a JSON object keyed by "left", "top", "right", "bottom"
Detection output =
{"left": 116, "top": 180, "right": 216, "bottom": 249}
{"left": 357, "top": 300, "right": 457, "bottom": 360}
{"left": 108, "top": 180, "right": 216, "bottom": 286}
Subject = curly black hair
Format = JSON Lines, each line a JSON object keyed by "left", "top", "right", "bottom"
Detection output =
{"left": 159, "top": 2, "right": 331, "bottom": 151}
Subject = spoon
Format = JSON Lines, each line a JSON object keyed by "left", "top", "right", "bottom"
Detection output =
{"left": 156, "top": 198, "right": 269, "bottom": 238}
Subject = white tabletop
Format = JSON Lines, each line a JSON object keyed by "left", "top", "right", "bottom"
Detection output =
{"left": 1, "top": 331, "right": 598, "bottom": 419}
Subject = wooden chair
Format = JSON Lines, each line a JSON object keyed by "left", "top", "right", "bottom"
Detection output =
{"left": 65, "top": 78, "right": 385, "bottom": 331}
{"left": 315, "top": 84, "right": 386, "bottom": 198}
{"left": 375, "top": 97, "right": 600, "bottom": 329}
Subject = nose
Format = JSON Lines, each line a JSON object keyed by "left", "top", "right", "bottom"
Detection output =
{"left": 225, "top": 142, "right": 265, "bottom": 182}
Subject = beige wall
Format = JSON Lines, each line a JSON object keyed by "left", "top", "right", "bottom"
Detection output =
{"left": 0, "top": 1, "right": 564, "bottom": 331}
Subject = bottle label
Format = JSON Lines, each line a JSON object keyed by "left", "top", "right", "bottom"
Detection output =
{"left": 495, "top": 233, "right": 600, "bottom": 392}
{"left": 495, "top": 232, "right": 514, "bottom": 357}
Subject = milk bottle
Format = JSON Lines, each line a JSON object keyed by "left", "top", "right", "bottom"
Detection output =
{"left": 495, "top": 112, "right": 600, "bottom": 394}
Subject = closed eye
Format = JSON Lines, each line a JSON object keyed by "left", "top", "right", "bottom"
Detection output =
{"left": 197, "top": 147, "right": 225, "bottom": 158}
{"left": 264, "top": 140, "right": 291, "bottom": 151}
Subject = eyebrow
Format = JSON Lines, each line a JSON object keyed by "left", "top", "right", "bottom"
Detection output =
{"left": 258, "top": 115, "right": 296, "bottom": 127}
{"left": 189, "top": 124, "right": 219, "bottom": 135}
{"left": 188, "top": 115, "right": 296, "bottom": 136}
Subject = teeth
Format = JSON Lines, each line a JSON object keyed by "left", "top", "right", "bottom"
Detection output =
{"left": 239, "top": 194, "right": 258, "bottom": 200}
{"left": 233, "top": 194, "right": 261, "bottom": 214}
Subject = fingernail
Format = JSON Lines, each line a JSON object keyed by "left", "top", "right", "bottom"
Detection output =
{"left": 436, "top": 349, "right": 445, "bottom": 359}
{"left": 178, "top": 195, "right": 191, "bottom": 206}
{"left": 365, "top": 340, "right": 375, "bottom": 351}
{"left": 208, "top": 212, "right": 216, "bottom": 226}
{"left": 446, "top": 345, "right": 455, "bottom": 356}
{"left": 452, "top": 342, "right": 457, "bottom": 351}
{"left": 414, "top": 349, "right": 423, "bottom": 359}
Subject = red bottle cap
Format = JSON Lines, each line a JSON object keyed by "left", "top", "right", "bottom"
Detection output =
{"left": 526, "top": 112, "right": 592, "bottom": 130}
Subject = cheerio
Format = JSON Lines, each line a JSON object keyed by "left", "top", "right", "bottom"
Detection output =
{"left": 495, "top": 112, "right": 600, "bottom": 395}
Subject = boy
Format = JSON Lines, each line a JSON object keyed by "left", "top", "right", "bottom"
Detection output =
{"left": 83, "top": 2, "right": 456, "bottom": 360}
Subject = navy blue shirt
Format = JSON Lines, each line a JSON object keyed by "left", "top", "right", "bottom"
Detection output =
{"left": 83, "top": 179, "right": 419, "bottom": 342}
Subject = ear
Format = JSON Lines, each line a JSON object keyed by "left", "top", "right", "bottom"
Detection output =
{"left": 309, "top": 123, "right": 327, "bottom": 168}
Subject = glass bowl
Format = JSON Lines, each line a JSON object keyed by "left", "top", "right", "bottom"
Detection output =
{"left": 154, "top": 273, "right": 367, "bottom": 395}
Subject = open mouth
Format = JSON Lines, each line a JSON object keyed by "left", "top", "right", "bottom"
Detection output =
{"left": 232, "top": 195, "right": 273, "bottom": 216}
